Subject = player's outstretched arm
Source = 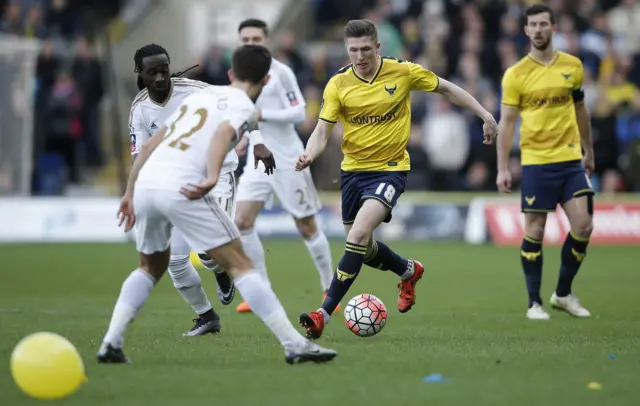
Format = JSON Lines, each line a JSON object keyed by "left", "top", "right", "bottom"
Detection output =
{"left": 434, "top": 78, "right": 498, "bottom": 141}
{"left": 296, "top": 120, "right": 334, "bottom": 171}
{"left": 574, "top": 101, "right": 595, "bottom": 176}
{"left": 496, "top": 104, "right": 518, "bottom": 193}
{"left": 260, "top": 104, "right": 306, "bottom": 124}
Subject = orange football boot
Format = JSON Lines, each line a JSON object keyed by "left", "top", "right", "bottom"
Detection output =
{"left": 323, "top": 291, "right": 341, "bottom": 313}
{"left": 236, "top": 301, "right": 252, "bottom": 313}
{"left": 397, "top": 260, "right": 424, "bottom": 313}
{"left": 298, "top": 311, "right": 325, "bottom": 339}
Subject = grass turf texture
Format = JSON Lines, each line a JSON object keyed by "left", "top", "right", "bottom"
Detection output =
{"left": 1, "top": 241, "right": 639, "bottom": 406}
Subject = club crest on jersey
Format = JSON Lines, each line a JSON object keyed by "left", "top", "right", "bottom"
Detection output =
{"left": 130, "top": 134, "right": 136, "bottom": 153}
{"left": 286, "top": 91, "right": 299, "bottom": 106}
{"left": 385, "top": 84, "right": 397, "bottom": 96}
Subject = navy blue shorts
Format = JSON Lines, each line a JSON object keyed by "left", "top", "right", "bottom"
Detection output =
{"left": 340, "top": 170, "right": 408, "bottom": 224}
{"left": 521, "top": 160, "right": 594, "bottom": 212}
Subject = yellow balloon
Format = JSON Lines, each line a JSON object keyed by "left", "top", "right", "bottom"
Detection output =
{"left": 10, "top": 332, "right": 87, "bottom": 400}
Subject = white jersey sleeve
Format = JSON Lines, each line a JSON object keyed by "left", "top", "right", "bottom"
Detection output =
{"left": 129, "top": 93, "right": 151, "bottom": 156}
{"left": 274, "top": 61, "right": 306, "bottom": 109}
{"left": 260, "top": 61, "right": 306, "bottom": 123}
{"left": 227, "top": 101, "right": 259, "bottom": 142}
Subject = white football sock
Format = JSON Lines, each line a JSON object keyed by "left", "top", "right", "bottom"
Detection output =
{"left": 103, "top": 269, "right": 156, "bottom": 348}
{"left": 168, "top": 256, "right": 212, "bottom": 315}
{"left": 234, "top": 272, "right": 306, "bottom": 350}
{"left": 240, "top": 228, "right": 270, "bottom": 286}
{"left": 400, "top": 260, "right": 415, "bottom": 281}
{"left": 318, "top": 308, "right": 331, "bottom": 324}
{"left": 304, "top": 231, "right": 333, "bottom": 291}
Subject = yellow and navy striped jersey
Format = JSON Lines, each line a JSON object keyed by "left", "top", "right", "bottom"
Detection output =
{"left": 501, "top": 51, "right": 585, "bottom": 166}
{"left": 319, "top": 56, "right": 439, "bottom": 172}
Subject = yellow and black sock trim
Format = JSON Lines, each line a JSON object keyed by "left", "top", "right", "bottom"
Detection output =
{"left": 364, "top": 241, "right": 379, "bottom": 262}
{"left": 570, "top": 232, "right": 590, "bottom": 243}
{"left": 345, "top": 242, "right": 367, "bottom": 255}
{"left": 523, "top": 235, "right": 542, "bottom": 245}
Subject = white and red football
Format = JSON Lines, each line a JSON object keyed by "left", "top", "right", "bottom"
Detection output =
{"left": 343, "top": 293, "right": 388, "bottom": 337}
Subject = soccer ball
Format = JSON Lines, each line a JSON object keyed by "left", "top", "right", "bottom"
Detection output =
{"left": 344, "top": 293, "right": 388, "bottom": 337}
{"left": 11, "top": 332, "right": 87, "bottom": 400}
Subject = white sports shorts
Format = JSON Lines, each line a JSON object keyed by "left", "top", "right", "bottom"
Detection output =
{"left": 135, "top": 172, "right": 239, "bottom": 255}
{"left": 236, "top": 166, "right": 321, "bottom": 219}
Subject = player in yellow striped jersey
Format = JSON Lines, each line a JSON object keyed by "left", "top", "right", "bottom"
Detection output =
{"left": 295, "top": 19, "right": 498, "bottom": 339}
{"left": 497, "top": 4, "right": 595, "bottom": 321}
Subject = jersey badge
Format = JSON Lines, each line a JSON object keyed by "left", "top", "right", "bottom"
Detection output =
{"left": 130, "top": 134, "right": 136, "bottom": 153}
{"left": 286, "top": 91, "right": 299, "bottom": 106}
{"left": 385, "top": 84, "right": 397, "bottom": 96}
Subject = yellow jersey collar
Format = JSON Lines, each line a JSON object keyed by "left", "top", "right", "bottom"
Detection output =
{"left": 352, "top": 56, "right": 384, "bottom": 84}
{"left": 527, "top": 50, "right": 559, "bottom": 67}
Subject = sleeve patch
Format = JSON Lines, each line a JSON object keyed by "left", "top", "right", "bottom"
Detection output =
{"left": 286, "top": 91, "right": 299, "bottom": 106}
{"left": 130, "top": 134, "right": 136, "bottom": 153}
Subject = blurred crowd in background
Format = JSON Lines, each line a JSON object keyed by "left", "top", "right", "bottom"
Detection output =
{"left": 2, "top": 0, "right": 640, "bottom": 194}
{"left": 284, "top": 0, "right": 640, "bottom": 193}
{"left": 0, "top": 0, "right": 119, "bottom": 193}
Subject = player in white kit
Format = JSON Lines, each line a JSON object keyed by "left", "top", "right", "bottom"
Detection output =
{"left": 128, "top": 44, "right": 241, "bottom": 337}
{"left": 98, "top": 45, "right": 337, "bottom": 365}
{"left": 233, "top": 20, "right": 335, "bottom": 313}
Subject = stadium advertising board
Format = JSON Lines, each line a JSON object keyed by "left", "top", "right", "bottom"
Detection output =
{"left": 482, "top": 200, "right": 640, "bottom": 246}
{"left": 0, "top": 198, "right": 469, "bottom": 243}
{"left": 0, "top": 198, "right": 128, "bottom": 243}
{"left": 255, "top": 202, "right": 469, "bottom": 240}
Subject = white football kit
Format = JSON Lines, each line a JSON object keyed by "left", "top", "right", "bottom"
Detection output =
{"left": 236, "top": 58, "right": 321, "bottom": 219}
{"left": 129, "top": 78, "right": 239, "bottom": 256}
{"left": 134, "top": 86, "right": 258, "bottom": 254}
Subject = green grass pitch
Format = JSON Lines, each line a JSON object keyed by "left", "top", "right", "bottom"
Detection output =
{"left": 1, "top": 241, "right": 639, "bottom": 405}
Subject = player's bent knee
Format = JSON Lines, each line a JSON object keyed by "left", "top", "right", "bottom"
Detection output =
{"left": 206, "top": 239, "right": 253, "bottom": 276}
{"left": 295, "top": 215, "right": 318, "bottom": 240}
{"left": 524, "top": 214, "right": 547, "bottom": 240}
{"left": 235, "top": 215, "right": 255, "bottom": 232}
{"left": 571, "top": 217, "right": 593, "bottom": 239}
{"left": 139, "top": 250, "right": 170, "bottom": 281}
{"left": 346, "top": 226, "right": 372, "bottom": 246}
{"left": 225, "top": 253, "right": 254, "bottom": 280}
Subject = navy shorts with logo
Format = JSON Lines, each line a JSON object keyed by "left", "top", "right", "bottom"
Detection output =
{"left": 340, "top": 170, "right": 408, "bottom": 224}
{"left": 521, "top": 160, "right": 594, "bottom": 212}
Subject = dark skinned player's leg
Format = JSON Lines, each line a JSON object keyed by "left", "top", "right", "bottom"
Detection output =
{"left": 98, "top": 248, "right": 170, "bottom": 363}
